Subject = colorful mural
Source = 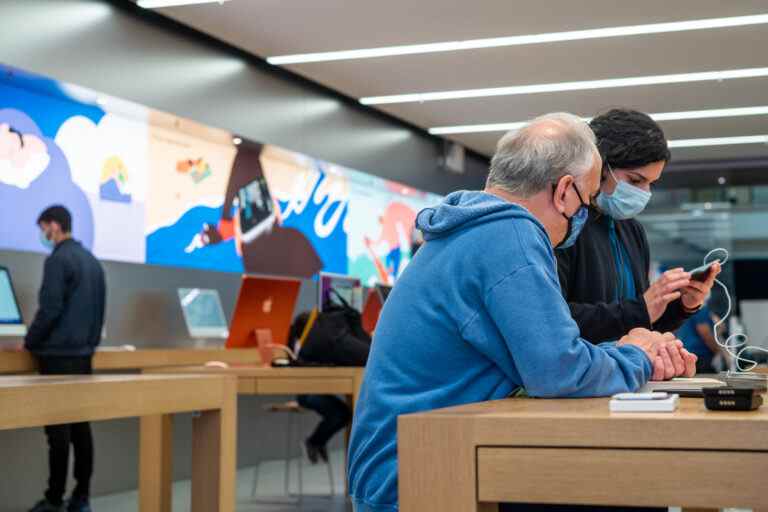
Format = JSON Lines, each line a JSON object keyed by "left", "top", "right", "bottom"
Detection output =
{"left": 0, "top": 64, "right": 441, "bottom": 282}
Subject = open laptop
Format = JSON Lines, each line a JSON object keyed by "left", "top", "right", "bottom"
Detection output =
{"left": 225, "top": 275, "right": 302, "bottom": 358}
{"left": 318, "top": 272, "right": 363, "bottom": 312}
{"left": 0, "top": 266, "right": 26, "bottom": 337}
{"left": 178, "top": 288, "right": 229, "bottom": 340}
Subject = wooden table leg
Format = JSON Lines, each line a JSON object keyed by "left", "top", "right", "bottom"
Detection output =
{"left": 398, "top": 415, "right": 496, "bottom": 512}
{"left": 191, "top": 378, "right": 237, "bottom": 512}
{"left": 139, "top": 414, "right": 173, "bottom": 512}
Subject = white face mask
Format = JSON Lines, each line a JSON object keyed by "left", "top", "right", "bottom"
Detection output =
{"left": 595, "top": 163, "right": 652, "bottom": 220}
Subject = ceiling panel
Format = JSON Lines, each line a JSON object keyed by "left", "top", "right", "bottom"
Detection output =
{"left": 376, "top": 78, "right": 768, "bottom": 132}
{"left": 158, "top": 0, "right": 768, "bottom": 54}
{"left": 281, "top": 25, "right": 768, "bottom": 97}
{"left": 149, "top": 0, "right": 768, "bottom": 159}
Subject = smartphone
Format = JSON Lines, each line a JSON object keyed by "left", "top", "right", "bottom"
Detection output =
{"left": 235, "top": 176, "right": 276, "bottom": 244}
{"left": 689, "top": 260, "right": 719, "bottom": 282}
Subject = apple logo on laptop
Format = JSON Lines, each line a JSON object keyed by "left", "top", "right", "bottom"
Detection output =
{"left": 262, "top": 297, "right": 273, "bottom": 314}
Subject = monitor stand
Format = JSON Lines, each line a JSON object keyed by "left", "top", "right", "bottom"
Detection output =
{"left": 191, "top": 338, "right": 226, "bottom": 349}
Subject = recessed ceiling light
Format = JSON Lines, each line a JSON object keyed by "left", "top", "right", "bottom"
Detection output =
{"left": 361, "top": 66, "right": 768, "bottom": 105}
{"left": 267, "top": 14, "right": 768, "bottom": 65}
{"left": 667, "top": 135, "right": 768, "bottom": 148}
{"left": 718, "top": 177, "right": 727, "bottom": 185}
{"left": 137, "top": 0, "right": 229, "bottom": 8}
{"left": 429, "top": 106, "right": 768, "bottom": 135}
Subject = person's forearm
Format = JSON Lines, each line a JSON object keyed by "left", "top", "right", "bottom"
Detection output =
{"left": 652, "top": 300, "right": 691, "bottom": 334}
{"left": 24, "top": 310, "right": 59, "bottom": 347}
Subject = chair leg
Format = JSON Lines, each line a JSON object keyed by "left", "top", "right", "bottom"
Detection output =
{"left": 284, "top": 413, "right": 292, "bottom": 497}
{"left": 250, "top": 463, "right": 260, "bottom": 499}
{"left": 297, "top": 413, "right": 304, "bottom": 503}
{"left": 326, "top": 453, "right": 335, "bottom": 497}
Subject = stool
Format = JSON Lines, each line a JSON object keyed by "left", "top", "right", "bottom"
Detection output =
{"left": 251, "top": 400, "right": 335, "bottom": 502}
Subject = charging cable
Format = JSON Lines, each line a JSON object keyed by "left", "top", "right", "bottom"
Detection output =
{"left": 704, "top": 248, "right": 768, "bottom": 372}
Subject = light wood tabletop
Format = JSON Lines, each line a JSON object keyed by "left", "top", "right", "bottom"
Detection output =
{"left": 0, "top": 348, "right": 263, "bottom": 374}
{"left": 0, "top": 374, "right": 238, "bottom": 512}
{"left": 143, "top": 364, "right": 364, "bottom": 404}
{"left": 140, "top": 364, "right": 365, "bottom": 512}
{"left": 398, "top": 397, "right": 768, "bottom": 512}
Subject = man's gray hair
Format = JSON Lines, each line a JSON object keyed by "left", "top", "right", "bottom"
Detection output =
{"left": 486, "top": 112, "right": 597, "bottom": 198}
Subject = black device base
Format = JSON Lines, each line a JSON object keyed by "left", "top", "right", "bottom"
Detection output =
{"left": 703, "top": 387, "right": 764, "bottom": 411}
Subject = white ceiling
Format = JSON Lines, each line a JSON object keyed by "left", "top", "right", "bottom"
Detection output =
{"left": 148, "top": 0, "right": 768, "bottom": 160}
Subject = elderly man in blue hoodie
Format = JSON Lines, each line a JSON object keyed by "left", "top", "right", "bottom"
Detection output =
{"left": 347, "top": 113, "right": 696, "bottom": 512}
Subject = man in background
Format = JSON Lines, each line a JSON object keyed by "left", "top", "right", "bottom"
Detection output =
{"left": 25, "top": 205, "right": 106, "bottom": 512}
{"left": 677, "top": 298, "right": 722, "bottom": 373}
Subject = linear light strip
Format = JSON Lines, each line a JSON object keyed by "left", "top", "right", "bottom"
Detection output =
{"left": 267, "top": 14, "right": 768, "bottom": 65}
{"left": 138, "top": 0, "right": 229, "bottom": 8}
{"left": 361, "top": 67, "right": 768, "bottom": 105}
{"left": 429, "top": 106, "right": 768, "bottom": 135}
{"left": 667, "top": 135, "right": 768, "bottom": 148}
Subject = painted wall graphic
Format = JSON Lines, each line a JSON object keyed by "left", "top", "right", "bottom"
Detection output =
{"left": 0, "top": 64, "right": 442, "bottom": 282}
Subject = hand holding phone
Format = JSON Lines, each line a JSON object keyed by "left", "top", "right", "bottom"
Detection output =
{"left": 689, "top": 261, "right": 719, "bottom": 282}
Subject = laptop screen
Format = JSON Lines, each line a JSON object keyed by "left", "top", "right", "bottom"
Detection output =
{"left": 178, "top": 288, "right": 229, "bottom": 339}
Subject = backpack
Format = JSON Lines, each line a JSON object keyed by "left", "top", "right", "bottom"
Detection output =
{"left": 295, "top": 290, "right": 372, "bottom": 367}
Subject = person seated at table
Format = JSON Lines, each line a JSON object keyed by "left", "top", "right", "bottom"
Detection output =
{"left": 676, "top": 296, "right": 723, "bottom": 374}
{"left": 347, "top": 113, "right": 696, "bottom": 512}
{"left": 288, "top": 305, "right": 370, "bottom": 464}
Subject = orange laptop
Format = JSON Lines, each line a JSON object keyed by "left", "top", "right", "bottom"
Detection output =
{"left": 225, "top": 275, "right": 302, "bottom": 354}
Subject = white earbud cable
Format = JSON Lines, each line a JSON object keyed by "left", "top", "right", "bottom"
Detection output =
{"left": 705, "top": 248, "right": 768, "bottom": 372}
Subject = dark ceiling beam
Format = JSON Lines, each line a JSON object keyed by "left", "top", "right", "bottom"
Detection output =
{"left": 657, "top": 156, "right": 768, "bottom": 189}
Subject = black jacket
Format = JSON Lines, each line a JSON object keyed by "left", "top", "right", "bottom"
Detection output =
{"left": 25, "top": 239, "right": 106, "bottom": 357}
{"left": 556, "top": 208, "right": 691, "bottom": 344}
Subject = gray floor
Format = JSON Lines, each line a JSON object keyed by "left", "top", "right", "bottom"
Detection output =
{"left": 91, "top": 449, "right": 351, "bottom": 512}
{"left": 84, "top": 452, "right": 753, "bottom": 512}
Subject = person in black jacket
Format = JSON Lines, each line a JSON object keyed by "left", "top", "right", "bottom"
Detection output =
{"left": 557, "top": 109, "right": 720, "bottom": 345}
{"left": 25, "top": 205, "right": 106, "bottom": 512}
{"left": 288, "top": 298, "right": 370, "bottom": 464}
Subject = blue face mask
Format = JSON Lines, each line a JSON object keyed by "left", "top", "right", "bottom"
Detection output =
{"left": 556, "top": 182, "right": 589, "bottom": 249}
{"left": 39, "top": 230, "right": 54, "bottom": 250}
{"left": 595, "top": 163, "right": 652, "bottom": 220}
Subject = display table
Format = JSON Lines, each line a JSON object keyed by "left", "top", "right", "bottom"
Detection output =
{"left": 0, "top": 374, "right": 238, "bottom": 512}
{"left": 141, "top": 365, "right": 365, "bottom": 512}
{"left": 398, "top": 397, "right": 768, "bottom": 512}
{"left": 0, "top": 348, "right": 261, "bottom": 374}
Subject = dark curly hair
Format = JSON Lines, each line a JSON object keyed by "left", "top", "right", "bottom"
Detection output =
{"left": 589, "top": 109, "right": 670, "bottom": 170}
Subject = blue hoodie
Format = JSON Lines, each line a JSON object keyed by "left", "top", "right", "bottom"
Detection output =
{"left": 347, "top": 191, "right": 653, "bottom": 512}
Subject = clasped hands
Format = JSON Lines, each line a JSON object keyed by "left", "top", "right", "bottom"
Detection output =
{"left": 618, "top": 328, "right": 697, "bottom": 381}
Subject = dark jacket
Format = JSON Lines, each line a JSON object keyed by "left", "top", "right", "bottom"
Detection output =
{"left": 25, "top": 239, "right": 106, "bottom": 357}
{"left": 556, "top": 208, "right": 691, "bottom": 344}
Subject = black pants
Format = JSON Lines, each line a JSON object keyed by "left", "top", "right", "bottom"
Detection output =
{"left": 296, "top": 394, "right": 351, "bottom": 447}
{"left": 37, "top": 356, "right": 94, "bottom": 505}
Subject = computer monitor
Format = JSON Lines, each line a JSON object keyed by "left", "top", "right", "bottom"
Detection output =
{"left": 0, "top": 266, "right": 26, "bottom": 337}
{"left": 319, "top": 272, "right": 363, "bottom": 312}
{"left": 740, "top": 300, "right": 768, "bottom": 349}
{"left": 225, "top": 275, "right": 301, "bottom": 351}
{"left": 375, "top": 284, "right": 393, "bottom": 304}
{"left": 178, "top": 288, "right": 229, "bottom": 339}
{"left": 361, "top": 284, "right": 393, "bottom": 334}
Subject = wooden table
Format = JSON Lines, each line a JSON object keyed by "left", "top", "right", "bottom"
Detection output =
{"left": 0, "top": 348, "right": 262, "bottom": 374}
{"left": 141, "top": 365, "right": 365, "bottom": 512}
{"left": 398, "top": 397, "right": 768, "bottom": 511}
{"left": 0, "top": 374, "right": 238, "bottom": 512}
